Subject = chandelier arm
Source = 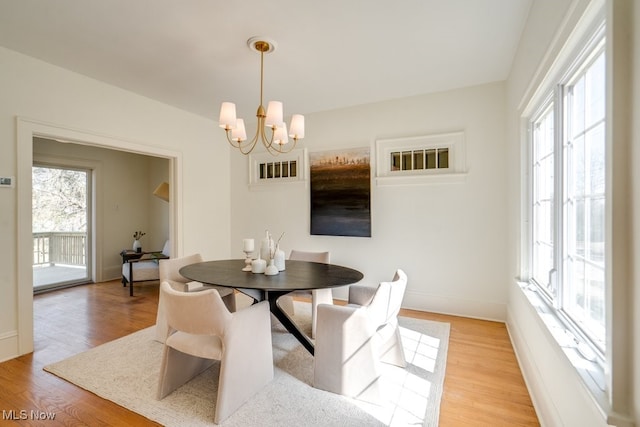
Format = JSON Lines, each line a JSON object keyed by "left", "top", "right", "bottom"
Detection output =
{"left": 239, "top": 129, "right": 260, "bottom": 155}
{"left": 240, "top": 115, "right": 268, "bottom": 155}
{"left": 224, "top": 131, "right": 243, "bottom": 149}
{"left": 262, "top": 125, "right": 277, "bottom": 149}
{"left": 225, "top": 129, "right": 259, "bottom": 155}
{"left": 268, "top": 138, "right": 298, "bottom": 155}
{"left": 283, "top": 139, "right": 299, "bottom": 153}
{"left": 223, "top": 114, "right": 298, "bottom": 156}
{"left": 239, "top": 140, "right": 258, "bottom": 155}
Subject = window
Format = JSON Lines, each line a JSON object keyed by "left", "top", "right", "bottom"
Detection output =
{"left": 376, "top": 132, "right": 466, "bottom": 185}
{"left": 563, "top": 47, "right": 606, "bottom": 347}
{"left": 390, "top": 147, "right": 449, "bottom": 171}
{"left": 531, "top": 103, "right": 556, "bottom": 298}
{"left": 258, "top": 160, "right": 297, "bottom": 180}
{"left": 248, "top": 149, "right": 306, "bottom": 189}
{"left": 528, "top": 33, "right": 606, "bottom": 354}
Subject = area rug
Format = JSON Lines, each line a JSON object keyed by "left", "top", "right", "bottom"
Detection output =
{"left": 44, "top": 303, "right": 450, "bottom": 426}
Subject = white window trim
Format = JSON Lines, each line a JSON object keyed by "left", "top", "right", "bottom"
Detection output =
{"left": 517, "top": 0, "right": 634, "bottom": 424}
{"left": 516, "top": 281, "right": 608, "bottom": 414}
{"left": 248, "top": 149, "right": 307, "bottom": 191}
{"left": 524, "top": 24, "right": 607, "bottom": 357}
{"left": 375, "top": 131, "right": 467, "bottom": 186}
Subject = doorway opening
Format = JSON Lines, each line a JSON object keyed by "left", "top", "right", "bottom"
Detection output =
{"left": 16, "top": 117, "right": 181, "bottom": 357}
{"left": 32, "top": 164, "right": 92, "bottom": 292}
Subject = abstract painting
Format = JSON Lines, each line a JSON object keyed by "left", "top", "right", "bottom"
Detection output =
{"left": 309, "top": 147, "right": 371, "bottom": 237}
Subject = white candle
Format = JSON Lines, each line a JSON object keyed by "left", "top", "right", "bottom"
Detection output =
{"left": 243, "top": 238, "right": 255, "bottom": 252}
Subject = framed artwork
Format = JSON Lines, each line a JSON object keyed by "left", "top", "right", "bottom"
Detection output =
{"left": 309, "top": 147, "right": 371, "bottom": 237}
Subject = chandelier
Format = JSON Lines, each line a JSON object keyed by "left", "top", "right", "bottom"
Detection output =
{"left": 219, "top": 37, "right": 304, "bottom": 155}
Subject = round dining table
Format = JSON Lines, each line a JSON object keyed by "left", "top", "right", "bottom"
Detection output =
{"left": 180, "top": 259, "right": 363, "bottom": 355}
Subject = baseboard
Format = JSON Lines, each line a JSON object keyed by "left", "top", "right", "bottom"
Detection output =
{"left": 402, "top": 289, "right": 507, "bottom": 322}
{"left": 506, "top": 309, "right": 557, "bottom": 426}
{"left": 333, "top": 288, "right": 507, "bottom": 322}
{"left": 0, "top": 330, "right": 19, "bottom": 363}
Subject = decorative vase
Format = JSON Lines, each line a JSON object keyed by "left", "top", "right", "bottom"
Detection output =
{"left": 251, "top": 251, "right": 266, "bottom": 274}
{"left": 264, "top": 259, "right": 279, "bottom": 276}
{"left": 133, "top": 239, "right": 142, "bottom": 253}
{"left": 274, "top": 245, "right": 285, "bottom": 271}
{"left": 260, "top": 231, "right": 273, "bottom": 262}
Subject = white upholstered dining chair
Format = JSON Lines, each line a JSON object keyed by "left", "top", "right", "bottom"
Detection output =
{"left": 155, "top": 253, "right": 236, "bottom": 343}
{"left": 156, "top": 281, "right": 273, "bottom": 424}
{"left": 277, "top": 250, "right": 331, "bottom": 338}
{"left": 313, "top": 269, "right": 408, "bottom": 401}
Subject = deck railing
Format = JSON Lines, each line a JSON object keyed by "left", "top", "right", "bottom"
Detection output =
{"left": 33, "top": 232, "right": 87, "bottom": 266}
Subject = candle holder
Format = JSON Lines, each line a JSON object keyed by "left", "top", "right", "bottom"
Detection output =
{"left": 241, "top": 238, "right": 255, "bottom": 271}
{"left": 242, "top": 250, "right": 253, "bottom": 271}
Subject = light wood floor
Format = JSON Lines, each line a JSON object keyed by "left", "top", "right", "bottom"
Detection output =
{"left": 0, "top": 280, "right": 539, "bottom": 426}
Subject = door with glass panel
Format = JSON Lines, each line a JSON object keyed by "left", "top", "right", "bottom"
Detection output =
{"left": 32, "top": 164, "right": 92, "bottom": 291}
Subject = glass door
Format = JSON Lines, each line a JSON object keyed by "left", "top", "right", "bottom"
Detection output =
{"left": 32, "top": 164, "right": 92, "bottom": 292}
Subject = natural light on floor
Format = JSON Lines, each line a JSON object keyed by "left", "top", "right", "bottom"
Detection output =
{"left": 352, "top": 326, "right": 442, "bottom": 426}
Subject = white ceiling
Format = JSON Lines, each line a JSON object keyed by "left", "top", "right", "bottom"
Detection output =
{"left": 0, "top": 0, "right": 532, "bottom": 121}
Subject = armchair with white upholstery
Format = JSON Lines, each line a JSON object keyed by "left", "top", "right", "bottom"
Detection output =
{"left": 313, "top": 269, "right": 408, "bottom": 401}
{"left": 155, "top": 253, "right": 237, "bottom": 343}
{"left": 276, "top": 250, "right": 331, "bottom": 338}
{"left": 157, "top": 281, "right": 273, "bottom": 424}
{"left": 121, "top": 240, "right": 170, "bottom": 296}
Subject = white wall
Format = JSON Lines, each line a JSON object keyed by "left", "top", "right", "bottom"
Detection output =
{"left": 0, "top": 46, "right": 231, "bottom": 362}
{"left": 148, "top": 156, "right": 171, "bottom": 251}
{"left": 230, "top": 82, "right": 509, "bottom": 320}
{"left": 505, "top": 0, "right": 638, "bottom": 425}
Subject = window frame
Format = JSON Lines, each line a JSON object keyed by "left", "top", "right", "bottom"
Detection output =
{"left": 525, "top": 24, "right": 607, "bottom": 365}
{"left": 375, "top": 131, "right": 466, "bottom": 186}
{"left": 518, "top": 1, "right": 638, "bottom": 421}
{"left": 248, "top": 149, "right": 307, "bottom": 190}
{"left": 560, "top": 40, "right": 607, "bottom": 353}
{"left": 529, "top": 96, "right": 557, "bottom": 301}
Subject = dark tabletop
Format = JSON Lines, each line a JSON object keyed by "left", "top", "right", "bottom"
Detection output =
{"left": 179, "top": 259, "right": 363, "bottom": 292}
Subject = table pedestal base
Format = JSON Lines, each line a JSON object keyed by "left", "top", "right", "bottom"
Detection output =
{"left": 237, "top": 288, "right": 315, "bottom": 355}
{"left": 267, "top": 291, "right": 315, "bottom": 355}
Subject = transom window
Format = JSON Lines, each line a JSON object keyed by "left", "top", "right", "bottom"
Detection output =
{"left": 376, "top": 132, "right": 465, "bottom": 185}
{"left": 258, "top": 160, "right": 297, "bottom": 180}
{"left": 248, "top": 149, "right": 306, "bottom": 189}
{"left": 390, "top": 147, "right": 449, "bottom": 171}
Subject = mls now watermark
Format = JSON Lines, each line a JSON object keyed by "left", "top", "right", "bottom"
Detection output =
{"left": 3, "top": 409, "right": 56, "bottom": 421}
